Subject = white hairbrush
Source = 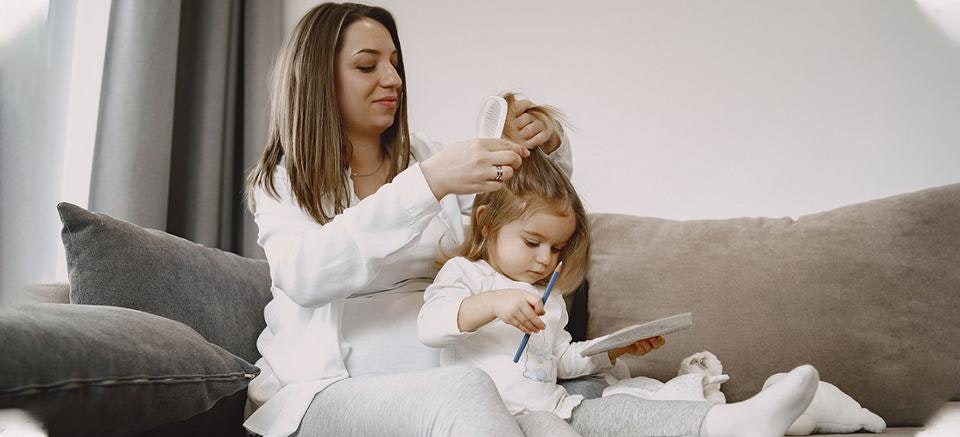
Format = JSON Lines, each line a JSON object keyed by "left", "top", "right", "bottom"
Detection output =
{"left": 477, "top": 95, "right": 508, "bottom": 138}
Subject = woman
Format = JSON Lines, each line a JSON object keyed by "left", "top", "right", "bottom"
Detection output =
{"left": 242, "top": 3, "right": 570, "bottom": 436}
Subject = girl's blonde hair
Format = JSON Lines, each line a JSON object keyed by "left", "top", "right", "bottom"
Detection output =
{"left": 244, "top": 3, "right": 410, "bottom": 224}
{"left": 459, "top": 93, "right": 589, "bottom": 295}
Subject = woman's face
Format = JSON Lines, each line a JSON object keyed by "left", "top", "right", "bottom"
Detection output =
{"left": 335, "top": 18, "right": 402, "bottom": 143}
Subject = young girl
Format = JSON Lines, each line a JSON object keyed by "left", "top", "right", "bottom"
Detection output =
{"left": 418, "top": 95, "right": 821, "bottom": 437}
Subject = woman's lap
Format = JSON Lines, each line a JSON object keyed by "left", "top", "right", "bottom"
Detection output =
{"left": 293, "top": 368, "right": 710, "bottom": 437}
{"left": 293, "top": 366, "right": 523, "bottom": 437}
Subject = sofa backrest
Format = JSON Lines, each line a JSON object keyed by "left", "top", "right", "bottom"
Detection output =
{"left": 585, "top": 183, "right": 960, "bottom": 426}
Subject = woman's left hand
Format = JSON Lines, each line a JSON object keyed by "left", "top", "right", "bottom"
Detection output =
{"left": 607, "top": 336, "right": 665, "bottom": 365}
{"left": 507, "top": 99, "right": 562, "bottom": 154}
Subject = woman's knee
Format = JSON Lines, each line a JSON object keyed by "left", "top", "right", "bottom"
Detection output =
{"left": 433, "top": 366, "right": 501, "bottom": 402}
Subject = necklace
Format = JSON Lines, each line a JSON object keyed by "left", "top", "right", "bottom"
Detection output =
{"left": 350, "top": 158, "right": 385, "bottom": 178}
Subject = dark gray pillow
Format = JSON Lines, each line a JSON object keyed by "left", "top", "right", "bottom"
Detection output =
{"left": 57, "top": 202, "right": 271, "bottom": 363}
{"left": 0, "top": 303, "right": 259, "bottom": 437}
{"left": 586, "top": 183, "right": 960, "bottom": 427}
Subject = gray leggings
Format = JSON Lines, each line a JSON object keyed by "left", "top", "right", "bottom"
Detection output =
{"left": 515, "top": 395, "right": 712, "bottom": 437}
{"left": 293, "top": 366, "right": 523, "bottom": 437}
{"left": 293, "top": 368, "right": 710, "bottom": 437}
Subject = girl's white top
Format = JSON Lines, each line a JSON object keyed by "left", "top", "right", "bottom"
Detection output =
{"left": 418, "top": 257, "right": 613, "bottom": 418}
{"left": 244, "top": 134, "right": 572, "bottom": 437}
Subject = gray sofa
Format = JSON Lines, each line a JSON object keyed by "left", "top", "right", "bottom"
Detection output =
{"left": 2, "top": 183, "right": 958, "bottom": 436}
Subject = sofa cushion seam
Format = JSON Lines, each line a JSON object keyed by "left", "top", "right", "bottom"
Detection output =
{"left": 0, "top": 372, "right": 255, "bottom": 396}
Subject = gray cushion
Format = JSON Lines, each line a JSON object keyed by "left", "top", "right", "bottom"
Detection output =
{"left": 586, "top": 183, "right": 960, "bottom": 427}
{"left": 0, "top": 303, "right": 258, "bottom": 437}
{"left": 58, "top": 202, "right": 271, "bottom": 363}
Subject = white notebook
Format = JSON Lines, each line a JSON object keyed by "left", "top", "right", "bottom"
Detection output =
{"left": 579, "top": 312, "right": 693, "bottom": 357}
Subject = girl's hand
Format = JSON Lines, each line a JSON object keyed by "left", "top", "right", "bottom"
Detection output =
{"left": 506, "top": 99, "right": 562, "bottom": 154}
{"left": 607, "top": 336, "right": 665, "bottom": 364}
{"left": 484, "top": 289, "right": 545, "bottom": 335}
{"left": 420, "top": 138, "right": 529, "bottom": 200}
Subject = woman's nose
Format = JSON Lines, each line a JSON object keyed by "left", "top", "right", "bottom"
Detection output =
{"left": 381, "top": 64, "right": 402, "bottom": 89}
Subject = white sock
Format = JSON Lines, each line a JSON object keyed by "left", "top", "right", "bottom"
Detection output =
{"left": 699, "top": 364, "right": 819, "bottom": 437}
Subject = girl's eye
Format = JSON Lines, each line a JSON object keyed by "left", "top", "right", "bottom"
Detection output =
{"left": 524, "top": 240, "right": 538, "bottom": 248}
{"left": 358, "top": 66, "right": 375, "bottom": 72}
{"left": 551, "top": 247, "right": 562, "bottom": 254}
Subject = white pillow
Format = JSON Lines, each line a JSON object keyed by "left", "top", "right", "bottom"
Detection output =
{"left": 341, "top": 291, "right": 442, "bottom": 377}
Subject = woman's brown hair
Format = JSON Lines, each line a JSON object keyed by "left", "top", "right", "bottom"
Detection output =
{"left": 244, "top": 2, "right": 410, "bottom": 224}
{"left": 457, "top": 93, "right": 589, "bottom": 294}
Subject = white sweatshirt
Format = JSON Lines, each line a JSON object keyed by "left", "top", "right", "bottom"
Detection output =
{"left": 418, "top": 257, "right": 613, "bottom": 419}
{"left": 244, "top": 134, "right": 572, "bottom": 437}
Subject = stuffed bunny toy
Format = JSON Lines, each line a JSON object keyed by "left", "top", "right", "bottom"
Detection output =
{"left": 678, "top": 350, "right": 728, "bottom": 404}
{"left": 602, "top": 351, "right": 728, "bottom": 404}
{"left": 763, "top": 373, "right": 886, "bottom": 435}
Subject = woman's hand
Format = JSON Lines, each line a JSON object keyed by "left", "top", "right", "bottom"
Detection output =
{"left": 607, "top": 336, "right": 665, "bottom": 364}
{"left": 484, "top": 289, "right": 546, "bottom": 335}
{"left": 420, "top": 138, "right": 529, "bottom": 200}
{"left": 506, "top": 99, "right": 562, "bottom": 154}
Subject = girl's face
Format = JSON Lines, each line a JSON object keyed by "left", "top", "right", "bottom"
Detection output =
{"left": 335, "top": 18, "right": 402, "bottom": 142}
{"left": 487, "top": 209, "right": 576, "bottom": 285}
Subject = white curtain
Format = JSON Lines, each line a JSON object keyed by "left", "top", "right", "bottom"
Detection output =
{"left": 0, "top": 0, "right": 282, "bottom": 305}
{"left": 0, "top": 0, "right": 86, "bottom": 304}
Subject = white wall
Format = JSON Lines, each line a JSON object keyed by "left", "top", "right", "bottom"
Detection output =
{"left": 284, "top": 0, "right": 960, "bottom": 220}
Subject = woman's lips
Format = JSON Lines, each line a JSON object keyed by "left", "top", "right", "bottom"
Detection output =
{"left": 374, "top": 99, "right": 397, "bottom": 109}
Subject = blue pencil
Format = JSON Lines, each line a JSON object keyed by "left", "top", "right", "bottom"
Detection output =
{"left": 513, "top": 261, "right": 563, "bottom": 363}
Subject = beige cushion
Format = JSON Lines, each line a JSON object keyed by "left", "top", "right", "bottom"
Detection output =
{"left": 586, "top": 183, "right": 960, "bottom": 427}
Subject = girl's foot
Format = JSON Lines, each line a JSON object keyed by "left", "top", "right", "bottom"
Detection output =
{"left": 700, "top": 364, "right": 819, "bottom": 437}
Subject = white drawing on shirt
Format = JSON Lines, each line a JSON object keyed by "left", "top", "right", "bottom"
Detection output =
{"left": 521, "top": 331, "right": 555, "bottom": 383}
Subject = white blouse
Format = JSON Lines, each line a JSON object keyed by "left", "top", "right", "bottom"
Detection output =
{"left": 244, "top": 133, "right": 572, "bottom": 437}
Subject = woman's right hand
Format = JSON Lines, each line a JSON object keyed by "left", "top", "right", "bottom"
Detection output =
{"left": 420, "top": 138, "right": 530, "bottom": 200}
{"left": 483, "top": 289, "right": 546, "bottom": 335}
